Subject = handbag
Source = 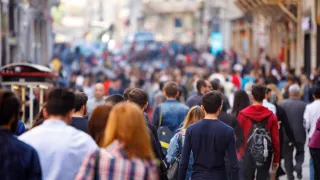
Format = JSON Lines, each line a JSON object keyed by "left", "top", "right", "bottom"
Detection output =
{"left": 167, "top": 133, "right": 182, "bottom": 180}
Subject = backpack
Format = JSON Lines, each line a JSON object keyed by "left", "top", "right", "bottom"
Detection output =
{"left": 157, "top": 105, "right": 174, "bottom": 155}
{"left": 247, "top": 117, "right": 273, "bottom": 167}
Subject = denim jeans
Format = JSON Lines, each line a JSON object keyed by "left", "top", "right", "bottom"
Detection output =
{"left": 310, "top": 158, "right": 314, "bottom": 180}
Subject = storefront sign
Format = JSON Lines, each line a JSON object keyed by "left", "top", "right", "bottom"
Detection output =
{"left": 210, "top": 32, "right": 223, "bottom": 56}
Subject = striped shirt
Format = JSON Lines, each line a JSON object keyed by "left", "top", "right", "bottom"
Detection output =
{"left": 76, "top": 140, "right": 159, "bottom": 180}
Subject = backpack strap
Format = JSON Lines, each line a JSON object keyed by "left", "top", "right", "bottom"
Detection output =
{"left": 158, "top": 104, "right": 163, "bottom": 128}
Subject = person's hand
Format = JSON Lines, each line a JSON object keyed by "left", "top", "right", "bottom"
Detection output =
{"left": 271, "top": 163, "right": 279, "bottom": 171}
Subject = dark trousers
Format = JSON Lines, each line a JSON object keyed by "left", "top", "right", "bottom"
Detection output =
{"left": 310, "top": 148, "right": 320, "bottom": 180}
{"left": 242, "top": 151, "right": 272, "bottom": 180}
{"left": 283, "top": 142, "right": 305, "bottom": 180}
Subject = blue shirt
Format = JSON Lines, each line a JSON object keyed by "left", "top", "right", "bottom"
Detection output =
{"left": 0, "top": 129, "right": 42, "bottom": 179}
{"left": 152, "top": 100, "right": 189, "bottom": 132}
{"left": 19, "top": 120, "right": 98, "bottom": 180}
{"left": 71, "top": 117, "right": 89, "bottom": 133}
{"left": 15, "top": 120, "right": 26, "bottom": 136}
{"left": 178, "top": 119, "right": 239, "bottom": 180}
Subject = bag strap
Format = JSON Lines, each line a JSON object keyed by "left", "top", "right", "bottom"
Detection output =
{"left": 177, "top": 132, "right": 182, "bottom": 159}
{"left": 158, "top": 104, "right": 163, "bottom": 128}
{"left": 94, "top": 150, "right": 100, "bottom": 180}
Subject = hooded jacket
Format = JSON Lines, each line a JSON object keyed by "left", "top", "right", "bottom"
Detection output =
{"left": 237, "top": 105, "right": 280, "bottom": 164}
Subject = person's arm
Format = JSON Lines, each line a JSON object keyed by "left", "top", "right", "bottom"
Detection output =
{"left": 152, "top": 105, "right": 160, "bottom": 129}
{"left": 178, "top": 128, "right": 191, "bottom": 180}
{"left": 227, "top": 129, "right": 240, "bottom": 180}
{"left": 28, "top": 149, "right": 42, "bottom": 180}
{"left": 166, "top": 134, "right": 179, "bottom": 165}
{"left": 281, "top": 110, "right": 296, "bottom": 143}
{"left": 232, "top": 116, "right": 244, "bottom": 150}
{"left": 270, "top": 115, "right": 280, "bottom": 164}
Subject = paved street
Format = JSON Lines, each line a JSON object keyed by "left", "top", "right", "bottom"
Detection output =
{"left": 280, "top": 146, "right": 311, "bottom": 180}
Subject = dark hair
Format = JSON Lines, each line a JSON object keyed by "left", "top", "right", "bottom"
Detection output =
{"left": 232, "top": 90, "right": 250, "bottom": 117}
{"left": 159, "top": 81, "right": 165, "bottom": 91}
{"left": 33, "top": 104, "right": 47, "bottom": 128}
{"left": 202, "top": 91, "right": 223, "bottom": 114}
{"left": 123, "top": 87, "right": 134, "bottom": 101}
{"left": 105, "top": 94, "right": 125, "bottom": 105}
{"left": 164, "top": 81, "right": 179, "bottom": 98}
{"left": 211, "top": 80, "right": 220, "bottom": 91}
{"left": 196, "top": 79, "right": 207, "bottom": 93}
{"left": 0, "top": 90, "right": 20, "bottom": 126}
{"left": 313, "top": 87, "right": 320, "bottom": 99}
{"left": 128, "top": 88, "right": 148, "bottom": 109}
{"left": 74, "top": 93, "right": 88, "bottom": 112}
{"left": 46, "top": 88, "right": 75, "bottom": 116}
{"left": 251, "top": 84, "right": 266, "bottom": 102}
{"left": 89, "top": 104, "right": 112, "bottom": 146}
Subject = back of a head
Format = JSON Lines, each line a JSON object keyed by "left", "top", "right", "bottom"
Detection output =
{"left": 196, "top": 79, "right": 207, "bottom": 92}
{"left": 288, "top": 84, "right": 300, "bottom": 97}
{"left": 46, "top": 88, "right": 75, "bottom": 116}
{"left": 89, "top": 104, "right": 112, "bottom": 146}
{"left": 232, "top": 90, "right": 250, "bottom": 116}
{"left": 251, "top": 84, "right": 266, "bottom": 102}
{"left": 202, "top": 91, "right": 223, "bottom": 114}
{"left": 105, "top": 94, "right": 125, "bottom": 106}
{"left": 164, "top": 81, "right": 179, "bottom": 98}
{"left": 123, "top": 87, "right": 134, "bottom": 101}
{"left": 182, "top": 106, "right": 205, "bottom": 131}
{"left": 0, "top": 90, "right": 20, "bottom": 128}
{"left": 74, "top": 93, "right": 88, "bottom": 112}
{"left": 128, "top": 88, "right": 148, "bottom": 109}
{"left": 102, "top": 102, "right": 154, "bottom": 159}
{"left": 313, "top": 87, "right": 320, "bottom": 99}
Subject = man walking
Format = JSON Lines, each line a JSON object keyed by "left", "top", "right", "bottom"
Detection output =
{"left": 238, "top": 85, "right": 280, "bottom": 180}
{"left": 86, "top": 83, "right": 105, "bottom": 116}
{"left": 71, "top": 93, "right": 89, "bottom": 133}
{"left": 186, "top": 79, "right": 211, "bottom": 108}
{"left": 280, "top": 84, "right": 307, "bottom": 180}
{"left": 20, "top": 88, "right": 98, "bottom": 180}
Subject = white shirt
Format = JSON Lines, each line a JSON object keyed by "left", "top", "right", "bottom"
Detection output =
{"left": 19, "top": 120, "right": 98, "bottom": 180}
{"left": 304, "top": 100, "right": 320, "bottom": 139}
{"left": 263, "top": 99, "right": 277, "bottom": 114}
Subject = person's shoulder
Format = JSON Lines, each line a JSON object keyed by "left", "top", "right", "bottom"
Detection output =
{"left": 13, "top": 136, "right": 39, "bottom": 155}
{"left": 69, "top": 126, "right": 98, "bottom": 147}
{"left": 19, "top": 126, "right": 43, "bottom": 141}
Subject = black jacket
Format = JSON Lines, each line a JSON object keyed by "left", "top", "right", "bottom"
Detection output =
{"left": 218, "top": 111, "right": 244, "bottom": 150}
{"left": 275, "top": 105, "right": 296, "bottom": 145}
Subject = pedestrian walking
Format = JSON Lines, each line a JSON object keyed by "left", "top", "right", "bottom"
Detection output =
{"left": 309, "top": 118, "right": 320, "bottom": 180}
{"left": 264, "top": 88, "right": 277, "bottom": 114}
{"left": 86, "top": 83, "right": 105, "bottom": 116}
{"left": 178, "top": 91, "right": 239, "bottom": 180}
{"left": 19, "top": 88, "right": 98, "bottom": 180}
{"left": 231, "top": 90, "right": 251, "bottom": 118}
{"left": 186, "top": 79, "right": 211, "bottom": 108}
{"left": 166, "top": 106, "right": 205, "bottom": 180}
{"left": 304, "top": 87, "right": 320, "bottom": 180}
{"left": 76, "top": 102, "right": 159, "bottom": 180}
{"left": 238, "top": 85, "right": 280, "bottom": 180}
{"left": 279, "top": 84, "right": 307, "bottom": 180}
{"left": 71, "top": 93, "right": 89, "bottom": 133}
{"left": 88, "top": 105, "right": 112, "bottom": 146}
{"left": 0, "top": 90, "right": 42, "bottom": 179}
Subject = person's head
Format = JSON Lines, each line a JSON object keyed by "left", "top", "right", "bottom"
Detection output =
{"left": 197, "top": 79, "right": 211, "bottom": 94}
{"left": 181, "top": 106, "right": 205, "bottom": 132}
{"left": 313, "top": 87, "right": 320, "bottom": 100}
{"left": 105, "top": 94, "right": 125, "bottom": 106}
{"left": 46, "top": 88, "right": 75, "bottom": 124}
{"left": 123, "top": 87, "right": 134, "bottom": 101}
{"left": 265, "top": 88, "right": 272, "bottom": 101}
{"left": 288, "top": 84, "right": 301, "bottom": 98}
{"left": 202, "top": 91, "right": 223, "bottom": 115}
{"left": 33, "top": 104, "right": 48, "bottom": 128}
{"left": 232, "top": 90, "right": 251, "bottom": 117}
{"left": 94, "top": 83, "right": 105, "bottom": 100}
{"left": 164, "top": 81, "right": 179, "bottom": 99}
{"left": 251, "top": 84, "right": 266, "bottom": 103}
{"left": 73, "top": 93, "right": 88, "bottom": 116}
{"left": 128, "top": 88, "right": 148, "bottom": 110}
{"left": 0, "top": 90, "right": 21, "bottom": 132}
{"left": 102, "top": 102, "right": 154, "bottom": 159}
{"left": 89, "top": 104, "right": 112, "bottom": 146}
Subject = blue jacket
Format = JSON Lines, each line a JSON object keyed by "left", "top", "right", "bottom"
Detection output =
{"left": 152, "top": 100, "right": 189, "bottom": 133}
{"left": 167, "top": 132, "right": 193, "bottom": 180}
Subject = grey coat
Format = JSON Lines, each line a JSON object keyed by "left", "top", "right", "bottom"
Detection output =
{"left": 279, "top": 98, "right": 307, "bottom": 144}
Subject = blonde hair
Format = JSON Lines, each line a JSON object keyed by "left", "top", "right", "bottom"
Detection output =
{"left": 181, "top": 106, "right": 205, "bottom": 132}
{"left": 267, "top": 84, "right": 283, "bottom": 104}
{"left": 102, "top": 102, "right": 155, "bottom": 159}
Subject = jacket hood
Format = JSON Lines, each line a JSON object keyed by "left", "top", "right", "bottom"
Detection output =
{"left": 239, "top": 105, "right": 273, "bottom": 121}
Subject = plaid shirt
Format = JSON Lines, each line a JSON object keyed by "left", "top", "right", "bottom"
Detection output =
{"left": 76, "top": 140, "right": 159, "bottom": 180}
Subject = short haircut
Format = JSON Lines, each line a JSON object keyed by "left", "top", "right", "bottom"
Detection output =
{"left": 313, "top": 87, "right": 320, "bottom": 99}
{"left": 0, "top": 90, "right": 20, "bottom": 126}
{"left": 196, "top": 79, "right": 207, "bottom": 92}
{"left": 123, "top": 87, "right": 134, "bottom": 101}
{"left": 211, "top": 80, "right": 220, "bottom": 91}
{"left": 164, "top": 81, "right": 179, "bottom": 98}
{"left": 74, "top": 93, "right": 88, "bottom": 112}
{"left": 46, "top": 88, "right": 75, "bottom": 116}
{"left": 128, "top": 88, "right": 148, "bottom": 109}
{"left": 202, "top": 91, "right": 223, "bottom": 114}
{"left": 289, "top": 84, "right": 300, "bottom": 94}
{"left": 105, "top": 94, "right": 125, "bottom": 105}
{"left": 251, "top": 84, "right": 266, "bottom": 102}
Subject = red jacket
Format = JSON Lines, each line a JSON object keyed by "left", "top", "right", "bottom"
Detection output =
{"left": 237, "top": 105, "right": 280, "bottom": 164}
